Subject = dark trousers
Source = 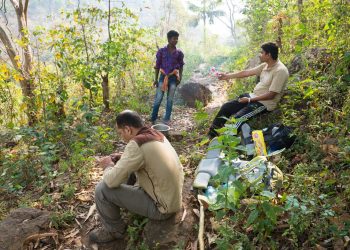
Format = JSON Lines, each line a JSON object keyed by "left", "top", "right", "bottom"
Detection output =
{"left": 208, "top": 93, "right": 267, "bottom": 138}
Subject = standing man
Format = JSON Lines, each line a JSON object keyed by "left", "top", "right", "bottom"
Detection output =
{"left": 150, "top": 30, "right": 185, "bottom": 125}
{"left": 89, "top": 110, "right": 184, "bottom": 244}
{"left": 208, "top": 42, "right": 289, "bottom": 138}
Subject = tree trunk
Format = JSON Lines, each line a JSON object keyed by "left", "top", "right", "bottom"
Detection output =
{"left": 101, "top": 74, "right": 110, "bottom": 111}
{"left": 56, "top": 83, "right": 66, "bottom": 119}
{"left": 297, "top": 0, "right": 306, "bottom": 42}
{"left": 297, "top": 0, "right": 305, "bottom": 24}
{"left": 203, "top": 0, "right": 207, "bottom": 49}
{"left": 19, "top": 78, "right": 36, "bottom": 125}
{"left": 0, "top": 0, "right": 37, "bottom": 125}
{"left": 276, "top": 16, "right": 283, "bottom": 51}
{"left": 226, "top": 0, "right": 236, "bottom": 41}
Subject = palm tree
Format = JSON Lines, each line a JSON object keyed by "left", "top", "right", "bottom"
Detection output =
{"left": 188, "top": 0, "right": 224, "bottom": 47}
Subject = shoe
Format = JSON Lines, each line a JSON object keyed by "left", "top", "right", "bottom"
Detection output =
{"left": 89, "top": 227, "right": 125, "bottom": 243}
{"left": 162, "top": 120, "right": 170, "bottom": 125}
{"left": 147, "top": 117, "right": 156, "bottom": 125}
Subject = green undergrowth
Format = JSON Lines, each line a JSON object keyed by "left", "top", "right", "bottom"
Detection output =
{"left": 192, "top": 51, "right": 350, "bottom": 248}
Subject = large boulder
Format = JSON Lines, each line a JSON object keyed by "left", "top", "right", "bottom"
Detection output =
{"left": 178, "top": 65, "right": 214, "bottom": 108}
{"left": 246, "top": 54, "right": 261, "bottom": 69}
{"left": 0, "top": 208, "right": 51, "bottom": 250}
{"left": 178, "top": 82, "right": 212, "bottom": 108}
{"left": 289, "top": 55, "right": 303, "bottom": 74}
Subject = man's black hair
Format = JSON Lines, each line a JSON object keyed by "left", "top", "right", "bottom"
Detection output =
{"left": 167, "top": 30, "right": 179, "bottom": 40}
{"left": 116, "top": 110, "right": 143, "bottom": 128}
{"left": 261, "top": 42, "right": 279, "bottom": 60}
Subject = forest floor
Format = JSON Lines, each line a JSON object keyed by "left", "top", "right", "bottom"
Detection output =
{"left": 58, "top": 80, "right": 227, "bottom": 249}
{"left": 0, "top": 78, "right": 230, "bottom": 249}
{"left": 77, "top": 106, "right": 199, "bottom": 250}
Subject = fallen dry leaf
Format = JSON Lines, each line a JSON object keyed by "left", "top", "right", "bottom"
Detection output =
{"left": 206, "top": 232, "right": 218, "bottom": 245}
{"left": 180, "top": 208, "right": 187, "bottom": 223}
{"left": 84, "top": 203, "right": 96, "bottom": 223}
{"left": 315, "top": 244, "right": 327, "bottom": 250}
{"left": 64, "top": 228, "right": 79, "bottom": 239}
{"left": 76, "top": 193, "right": 92, "bottom": 202}
{"left": 75, "top": 218, "right": 82, "bottom": 228}
{"left": 74, "top": 237, "right": 83, "bottom": 247}
{"left": 192, "top": 208, "right": 200, "bottom": 218}
{"left": 344, "top": 236, "right": 350, "bottom": 247}
{"left": 209, "top": 217, "right": 220, "bottom": 231}
{"left": 91, "top": 243, "right": 99, "bottom": 250}
{"left": 23, "top": 232, "right": 58, "bottom": 248}
{"left": 52, "top": 192, "right": 61, "bottom": 201}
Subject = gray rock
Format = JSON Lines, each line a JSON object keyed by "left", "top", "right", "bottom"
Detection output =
{"left": 289, "top": 55, "right": 303, "bottom": 74}
{"left": 246, "top": 54, "right": 261, "bottom": 69}
{"left": 0, "top": 208, "right": 50, "bottom": 250}
{"left": 178, "top": 82, "right": 212, "bottom": 108}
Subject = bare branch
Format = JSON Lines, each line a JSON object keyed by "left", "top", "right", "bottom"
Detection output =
{"left": 24, "top": 0, "right": 29, "bottom": 16}
{"left": 9, "top": 0, "right": 19, "bottom": 10}
{"left": 0, "top": 24, "right": 20, "bottom": 71}
{"left": 18, "top": 0, "right": 23, "bottom": 11}
{"left": 215, "top": 16, "right": 231, "bottom": 30}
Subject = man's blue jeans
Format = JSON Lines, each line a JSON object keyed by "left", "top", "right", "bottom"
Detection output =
{"left": 151, "top": 75, "right": 177, "bottom": 122}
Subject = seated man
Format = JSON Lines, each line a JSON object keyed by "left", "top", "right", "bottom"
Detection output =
{"left": 90, "top": 110, "right": 184, "bottom": 244}
{"left": 208, "top": 42, "right": 289, "bottom": 138}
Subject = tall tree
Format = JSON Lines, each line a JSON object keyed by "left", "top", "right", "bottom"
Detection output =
{"left": 49, "top": 4, "right": 149, "bottom": 112}
{"left": 215, "top": 0, "right": 237, "bottom": 41}
{"left": 101, "top": 0, "right": 111, "bottom": 111}
{"left": 0, "top": 0, "right": 36, "bottom": 125}
{"left": 188, "top": 0, "right": 224, "bottom": 46}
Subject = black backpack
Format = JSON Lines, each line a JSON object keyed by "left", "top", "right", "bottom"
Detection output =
{"left": 241, "top": 123, "right": 296, "bottom": 152}
{"left": 262, "top": 124, "right": 296, "bottom": 151}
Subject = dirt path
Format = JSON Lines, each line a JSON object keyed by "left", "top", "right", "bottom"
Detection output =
{"left": 54, "top": 107, "right": 198, "bottom": 249}
{"left": 55, "top": 78, "right": 227, "bottom": 249}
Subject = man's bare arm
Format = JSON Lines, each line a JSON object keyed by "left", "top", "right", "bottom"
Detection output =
{"left": 154, "top": 68, "right": 160, "bottom": 86}
{"left": 239, "top": 91, "right": 278, "bottom": 103}
{"left": 251, "top": 91, "right": 277, "bottom": 101}
{"left": 219, "top": 69, "right": 257, "bottom": 80}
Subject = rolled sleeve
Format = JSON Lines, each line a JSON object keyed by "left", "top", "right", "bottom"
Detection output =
{"left": 103, "top": 141, "right": 144, "bottom": 188}
{"left": 246, "top": 63, "right": 266, "bottom": 76}
{"left": 269, "top": 69, "right": 289, "bottom": 93}
{"left": 154, "top": 49, "right": 162, "bottom": 69}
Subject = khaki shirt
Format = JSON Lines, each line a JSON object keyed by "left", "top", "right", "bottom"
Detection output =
{"left": 103, "top": 138, "right": 184, "bottom": 214}
{"left": 247, "top": 60, "right": 289, "bottom": 111}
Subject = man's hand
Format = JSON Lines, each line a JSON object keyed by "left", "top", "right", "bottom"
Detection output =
{"left": 110, "top": 152, "right": 122, "bottom": 163}
{"left": 218, "top": 73, "right": 231, "bottom": 81}
{"left": 238, "top": 97, "right": 250, "bottom": 103}
{"left": 153, "top": 80, "right": 158, "bottom": 88}
{"left": 97, "top": 156, "right": 114, "bottom": 170}
{"left": 176, "top": 77, "right": 181, "bottom": 86}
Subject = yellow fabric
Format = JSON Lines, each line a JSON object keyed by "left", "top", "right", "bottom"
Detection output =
{"left": 103, "top": 138, "right": 184, "bottom": 214}
{"left": 250, "top": 61, "right": 289, "bottom": 111}
{"left": 160, "top": 68, "right": 180, "bottom": 92}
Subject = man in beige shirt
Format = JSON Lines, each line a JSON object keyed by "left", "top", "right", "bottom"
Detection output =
{"left": 89, "top": 110, "right": 184, "bottom": 244}
{"left": 208, "top": 42, "right": 289, "bottom": 138}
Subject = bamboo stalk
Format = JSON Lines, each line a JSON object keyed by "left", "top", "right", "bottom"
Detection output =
{"left": 197, "top": 195, "right": 208, "bottom": 250}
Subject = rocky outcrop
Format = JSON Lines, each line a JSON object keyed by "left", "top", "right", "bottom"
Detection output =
{"left": 0, "top": 208, "right": 51, "bottom": 250}
{"left": 178, "top": 64, "right": 216, "bottom": 108}
{"left": 246, "top": 54, "right": 261, "bottom": 69}
{"left": 178, "top": 81, "right": 212, "bottom": 108}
